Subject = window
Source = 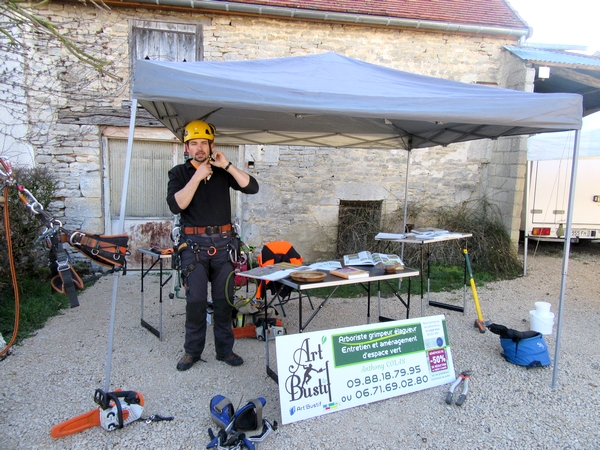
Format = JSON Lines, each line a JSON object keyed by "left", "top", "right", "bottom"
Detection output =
{"left": 108, "top": 139, "right": 179, "bottom": 218}
{"left": 130, "top": 20, "right": 203, "bottom": 64}
{"left": 129, "top": 20, "right": 203, "bottom": 93}
{"left": 106, "top": 137, "right": 241, "bottom": 219}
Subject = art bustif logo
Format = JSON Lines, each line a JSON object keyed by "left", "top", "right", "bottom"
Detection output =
{"left": 284, "top": 337, "right": 332, "bottom": 416}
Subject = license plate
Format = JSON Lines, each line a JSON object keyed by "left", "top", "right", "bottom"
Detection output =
{"left": 571, "top": 229, "right": 591, "bottom": 237}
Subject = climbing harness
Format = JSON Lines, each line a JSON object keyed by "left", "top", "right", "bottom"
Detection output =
{"left": 172, "top": 221, "right": 260, "bottom": 311}
{"left": 0, "top": 157, "right": 129, "bottom": 310}
{"left": 207, "top": 395, "right": 277, "bottom": 450}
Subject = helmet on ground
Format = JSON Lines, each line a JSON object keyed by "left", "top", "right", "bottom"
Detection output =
{"left": 183, "top": 120, "right": 216, "bottom": 143}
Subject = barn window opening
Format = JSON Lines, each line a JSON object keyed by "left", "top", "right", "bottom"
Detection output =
{"left": 106, "top": 139, "right": 240, "bottom": 219}
{"left": 336, "top": 200, "right": 383, "bottom": 257}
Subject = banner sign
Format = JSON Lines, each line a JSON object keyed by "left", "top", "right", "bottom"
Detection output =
{"left": 276, "top": 315, "right": 454, "bottom": 424}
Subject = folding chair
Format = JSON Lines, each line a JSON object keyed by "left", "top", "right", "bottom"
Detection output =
{"left": 256, "top": 241, "right": 313, "bottom": 316}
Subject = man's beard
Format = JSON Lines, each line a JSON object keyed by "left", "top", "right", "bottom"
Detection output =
{"left": 194, "top": 153, "right": 209, "bottom": 163}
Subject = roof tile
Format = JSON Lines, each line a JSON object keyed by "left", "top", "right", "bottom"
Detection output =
{"left": 222, "top": 0, "right": 528, "bottom": 29}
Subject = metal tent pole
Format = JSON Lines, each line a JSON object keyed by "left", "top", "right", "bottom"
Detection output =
{"left": 552, "top": 128, "right": 581, "bottom": 389}
{"left": 401, "top": 150, "right": 411, "bottom": 261}
{"left": 104, "top": 99, "right": 138, "bottom": 392}
{"left": 523, "top": 160, "right": 531, "bottom": 276}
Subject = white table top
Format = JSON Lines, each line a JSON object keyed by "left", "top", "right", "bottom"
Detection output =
{"left": 376, "top": 231, "right": 472, "bottom": 244}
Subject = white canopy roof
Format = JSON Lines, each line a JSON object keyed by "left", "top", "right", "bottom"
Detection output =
{"left": 132, "top": 52, "right": 583, "bottom": 149}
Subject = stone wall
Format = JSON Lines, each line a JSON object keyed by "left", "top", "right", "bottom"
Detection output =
{"left": 0, "top": 4, "right": 527, "bottom": 261}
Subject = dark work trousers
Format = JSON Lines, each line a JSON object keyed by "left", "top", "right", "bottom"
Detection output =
{"left": 180, "top": 233, "right": 236, "bottom": 359}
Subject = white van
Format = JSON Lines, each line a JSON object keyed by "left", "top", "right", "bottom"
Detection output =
{"left": 522, "top": 128, "right": 600, "bottom": 243}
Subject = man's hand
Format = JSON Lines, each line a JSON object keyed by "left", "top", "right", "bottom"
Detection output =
{"left": 194, "top": 158, "right": 213, "bottom": 181}
{"left": 210, "top": 151, "right": 229, "bottom": 169}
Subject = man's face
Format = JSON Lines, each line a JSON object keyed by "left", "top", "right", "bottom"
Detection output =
{"left": 186, "top": 138, "right": 212, "bottom": 163}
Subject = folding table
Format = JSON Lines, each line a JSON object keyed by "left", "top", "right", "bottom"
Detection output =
{"left": 138, "top": 248, "right": 173, "bottom": 340}
{"left": 377, "top": 232, "right": 472, "bottom": 316}
{"left": 238, "top": 264, "right": 420, "bottom": 383}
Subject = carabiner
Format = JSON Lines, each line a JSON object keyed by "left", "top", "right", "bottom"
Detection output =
{"left": 207, "top": 246, "right": 217, "bottom": 256}
{"left": 17, "top": 186, "right": 43, "bottom": 214}
{"left": 228, "top": 245, "right": 238, "bottom": 264}
{"left": 0, "top": 158, "right": 13, "bottom": 181}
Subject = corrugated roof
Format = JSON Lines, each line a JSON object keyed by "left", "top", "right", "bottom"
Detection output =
{"left": 224, "top": 0, "right": 528, "bottom": 29}
{"left": 505, "top": 46, "right": 600, "bottom": 68}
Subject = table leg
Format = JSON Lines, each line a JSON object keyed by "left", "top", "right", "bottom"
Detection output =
{"left": 140, "top": 253, "right": 144, "bottom": 323}
{"left": 140, "top": 254, "right": 162, "bottom": 339}
{"left": 158, "top": 258, "right": 163, "bottom": 341}
{"left": 366, "top": 282, "right": 371, "bottom": 324}
{"left": 420, "top": 243, "right": 425, "bottom": 316}
{"left": 426, "top": 242, "right": 467, "bottom": 314}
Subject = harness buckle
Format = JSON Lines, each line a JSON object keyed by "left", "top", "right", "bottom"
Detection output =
{"left": 205, "top": 226, "right": 218, "bottom": 235}
{"left": 56, "top": 259, "right": 70, "bottom": 272}
{"left": 69, "top": 231, "right": 85, "bottom": 246}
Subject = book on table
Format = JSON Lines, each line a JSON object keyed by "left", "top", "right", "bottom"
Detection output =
{"left": 329, "top": 266, "right": 370, "bottom": 279}
{"left": 343, "top": 251, "right": 404, "bottom": 268}
{"left": 236, "top": 262, "right": 310, "bottom": 281}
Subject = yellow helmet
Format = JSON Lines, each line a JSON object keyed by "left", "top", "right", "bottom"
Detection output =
{"left": 183, "top": 120, "right": 216, "bottom": 143}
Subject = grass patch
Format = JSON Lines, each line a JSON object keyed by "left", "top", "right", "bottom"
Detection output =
{"left": 1, "top": 276, "right": 70, "bottom": 344}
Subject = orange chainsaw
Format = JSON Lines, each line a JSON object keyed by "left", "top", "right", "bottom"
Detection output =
{"left": 51, "top": 389, "right": 144, "bottom": 438}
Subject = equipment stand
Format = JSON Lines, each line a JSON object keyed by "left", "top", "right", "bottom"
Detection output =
{"left": 139, "top": 249, "right": 173, "bottom": 341}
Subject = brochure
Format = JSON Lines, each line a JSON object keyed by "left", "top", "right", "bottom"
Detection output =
{"left": 308, "top": 261, "right": 343, "bottom": 270}
{"left": 343, "top": 251, "right": 404, "bottom": 267}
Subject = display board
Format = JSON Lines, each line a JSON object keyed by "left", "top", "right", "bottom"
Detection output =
{"left": 276, "top": 315, "right": 455, "bottom": 424}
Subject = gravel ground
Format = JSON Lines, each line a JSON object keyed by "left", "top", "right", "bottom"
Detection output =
{"left": 1, "top": 242, "right": 599, "bottom": 449}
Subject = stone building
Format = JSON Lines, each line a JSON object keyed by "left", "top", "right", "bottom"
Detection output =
{"left": 0, "top": 0, "right": 535, "bottom": 265}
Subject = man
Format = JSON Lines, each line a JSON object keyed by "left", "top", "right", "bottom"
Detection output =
{"left": 167, "top": 120, "right": 259, "bottom": 370}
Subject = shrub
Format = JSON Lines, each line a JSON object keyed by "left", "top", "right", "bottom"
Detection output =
{"left": 0, "top": 166, "right": 58, "bottom": 298}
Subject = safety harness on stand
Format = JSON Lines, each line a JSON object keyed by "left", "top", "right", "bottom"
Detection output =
{"left": 0, "top": 157, "right": 129, "bottom": 311}
{"left": 18, "top": 184, "right": 129, "bottom": 308}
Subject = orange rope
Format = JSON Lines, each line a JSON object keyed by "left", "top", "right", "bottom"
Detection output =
{"left": 1, "top": 184, "right": 20, "bottom": 357}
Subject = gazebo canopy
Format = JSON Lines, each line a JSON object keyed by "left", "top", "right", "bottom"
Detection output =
{"left": 133, "top": 52, "right": 582, "bottom": 149}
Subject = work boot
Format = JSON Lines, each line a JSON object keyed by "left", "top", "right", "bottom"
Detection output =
{"left": 176, "top": 353, "right": 201, "bottom": 371}
{"left": 216, "top": 352, "right": 244, "bottom": 367}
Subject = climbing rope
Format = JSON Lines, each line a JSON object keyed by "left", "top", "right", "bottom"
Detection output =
{"left": 0, "top": 160, "right": 20, "bottom": 358}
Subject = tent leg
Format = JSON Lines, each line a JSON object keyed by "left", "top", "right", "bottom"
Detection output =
{"left": 523, "top": 160, "right": 531, "bottom": 276}
{"left": 552, "top": 129, "right": 581, "bottom": 389}
{"left": 401, "top": 151, "right": 411, "bottom": 260}
{"left": 104, "top": 99, "right": 138, "bottom": 392}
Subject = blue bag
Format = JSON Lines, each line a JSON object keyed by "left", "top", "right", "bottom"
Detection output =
{"left": 500, "top": 333, "right": 551, "bottom": 368}
{"left": 487, "top": 323, "right": 551, "bottom": 369}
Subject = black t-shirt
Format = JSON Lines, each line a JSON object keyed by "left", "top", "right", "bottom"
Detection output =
{"left": 166, "top": 160, "right": 259, "bottom": 226}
